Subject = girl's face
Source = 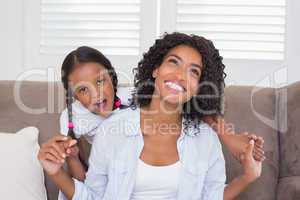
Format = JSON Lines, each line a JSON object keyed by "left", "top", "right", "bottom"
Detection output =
{"left": 152, "top": 45, "right": 203, "bottom": 106}
{"left": 69, "top": 62, "right": 115, "bottom": 117}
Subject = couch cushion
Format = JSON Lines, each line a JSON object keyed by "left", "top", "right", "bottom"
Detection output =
{"left": 224, "top": 86, "right": 279, "bottom": 200}
{"left": 0, "top": 127, "right": 47, "bottom": 200}
{"left": 277, "top": 81, "right": 300, "bottom": 178}
{"left": 277, "top": 176, "right": 300, "bottom": 200}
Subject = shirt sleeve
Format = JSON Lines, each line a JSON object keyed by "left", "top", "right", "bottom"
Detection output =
{"left": 72, "top": 129, "right": 109, "bottom": 200}
{"left": 201, "top": 130, "right": 226, "bottom": 200}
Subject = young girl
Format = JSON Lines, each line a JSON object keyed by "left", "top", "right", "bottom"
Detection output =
{"left": 54, "top": 46, "right": 126, "bottom": 199}
{"left": 39, "top": 33, "right": 264, "bottom": 200}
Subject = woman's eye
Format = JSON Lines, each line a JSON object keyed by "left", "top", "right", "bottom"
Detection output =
{"left": 190, "top": 68, "right": 201, "bottom": 77}
{"left": 168, "top": 58, "right": 178, "bottom": 65}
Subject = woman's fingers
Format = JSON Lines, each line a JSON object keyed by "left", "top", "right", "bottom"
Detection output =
{"left": 39, "top": 147, "right": 63, "bottom": 164}
{"left": 51, "top": 135, "right": 69, "bottom": 143}
{"left": 44, "top": 152, "right": 63, "bottom": 164}
{"left": 244, "top": 140, "right": 255, "bottom": 161}
{"left": 51, "top": 142, "right": 67, "bottom": 159}
{"left": 44, "top": 146, "right": 65, "bottom": 162}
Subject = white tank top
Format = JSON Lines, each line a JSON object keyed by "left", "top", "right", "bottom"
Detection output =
{"left": 130, "top": 159, "right": 181, "bottom": 200}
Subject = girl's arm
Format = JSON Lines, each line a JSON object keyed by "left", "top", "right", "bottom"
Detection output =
{"left": 66, "top": 155, "right": 86, "bottom": 181}
{"left": 203, "top": 116, "right": 265, "bottom": 162}
{"left": 224, "top": 140, "right": 262, "bottom": 200}
{"left": 65, "top": 137, "right": 91, "bottom": 181}
{"left": 49, "top": 168, "right": 76, "bottom": 199}
{"left": 38, "top": 134, "right": 108, "bottom": 200}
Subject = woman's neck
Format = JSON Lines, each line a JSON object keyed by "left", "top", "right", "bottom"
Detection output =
{"left": 141, "top": 97, "right": 182, "bottom": 136}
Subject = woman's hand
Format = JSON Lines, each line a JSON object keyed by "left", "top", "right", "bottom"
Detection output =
{"left": 38, "top": 135, "right": 77, "bottom": 175}
{"left": 240, "top": 140, "right": 263, "bottom": 183}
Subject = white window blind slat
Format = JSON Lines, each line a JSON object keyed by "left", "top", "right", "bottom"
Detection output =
{"left": 176, "top": 0, "right": 286, "bottom": 60}
{"left": 42, "top": 0, "right": 140, "bottom": 4}
{"left": 42, "top": 13, "right": 139, "bottom": 22}
{"left": 40, "top": 0, "right": 141, "bottom": 56}
{"left": 178, "top": 0, "right": 285, "bottom": 7}
{"left": 40, "top": 46, "right": 138, "bottom": 56}
{"left": 42, "top": 30, "right": 139, "bottom": 39}
{"left": 42, "top": 5, "right": 140, "bottom": 14}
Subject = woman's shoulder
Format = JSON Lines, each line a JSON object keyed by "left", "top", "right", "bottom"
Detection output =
{"left": 186, "top": 120, "right": 221, "bottom": 148}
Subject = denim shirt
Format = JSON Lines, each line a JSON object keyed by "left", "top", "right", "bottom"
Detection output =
{"left": 72, "top": 107, "right": 226, "bottom": 200}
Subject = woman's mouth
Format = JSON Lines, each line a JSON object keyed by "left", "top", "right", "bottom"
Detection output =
{"left": 165, "top": 81, "right": 186, "bottom": 93}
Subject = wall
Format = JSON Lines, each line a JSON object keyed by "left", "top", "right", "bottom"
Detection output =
{"left": 0, "top": 0, "right": 299, "bottom": 86}
{"left": 0, "top": 0, "right": 23, "bottom": 80}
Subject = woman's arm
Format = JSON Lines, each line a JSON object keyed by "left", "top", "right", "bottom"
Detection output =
{"left": 37, "top": 135, "right": 76, "bottom": 199}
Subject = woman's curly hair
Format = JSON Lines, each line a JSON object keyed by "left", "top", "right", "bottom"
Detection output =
{"left": 132, "top": 32, "right": 226, "bottom": 122}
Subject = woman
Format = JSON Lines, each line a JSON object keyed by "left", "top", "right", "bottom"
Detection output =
{"left": 39, "top": 32, "right": 262, "bottom": 200}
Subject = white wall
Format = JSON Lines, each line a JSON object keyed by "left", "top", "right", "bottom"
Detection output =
{"left": 286, "top": 0, "right": 300, "bottom": 84}
{"left": 0, "top": 0, "right": 299, "bottom": 86}
{"left": 0, "top": 0, "right": 23, "bottom": 80}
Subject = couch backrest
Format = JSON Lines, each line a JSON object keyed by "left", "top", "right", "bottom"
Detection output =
{"left": 0, "top": 81, "right": 284, "bottom": 200}
{"left": 224, "top": 86, "right": 279, "bottom": 200}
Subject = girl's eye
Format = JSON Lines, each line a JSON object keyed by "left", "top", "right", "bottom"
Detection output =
{"left": 96, "top": 79, "right": 105, "bottom": 86}
{"left": 79, "top": 87, "right": 88, "bottom": 94}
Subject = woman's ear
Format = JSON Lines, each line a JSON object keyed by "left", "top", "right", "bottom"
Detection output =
{"left": 152, "top": 68, "right": 158, "bottom": 78}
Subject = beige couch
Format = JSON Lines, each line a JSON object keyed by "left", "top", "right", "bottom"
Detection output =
{"left": 0, "top": 80, "right": 299, "bottom": 200}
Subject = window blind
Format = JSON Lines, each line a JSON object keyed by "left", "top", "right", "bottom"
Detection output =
{"left": 40, "top": 0, "right": 141, "bottom": 56}
{"left": 176, "top": 0, "right": 286, "bottom": 60}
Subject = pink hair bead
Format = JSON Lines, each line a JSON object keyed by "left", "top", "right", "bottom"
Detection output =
{"left": 68, "top": 122, "right": 74, "bottom": 129}
{"left": 114, "top": 99, "right": 121, "bottom": 108}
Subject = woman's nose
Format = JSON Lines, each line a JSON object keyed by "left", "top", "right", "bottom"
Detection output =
{"left": 175, "top": 65, "right": 188, "bottom": 81}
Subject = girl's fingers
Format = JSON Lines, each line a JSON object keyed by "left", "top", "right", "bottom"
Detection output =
{"left": 68, "top": 139, "right": 77, "bottom": 147}
{"left": 253, "top": 153, "right": 266, "bottom": 162}
{"left": 253, "top": 150, "right": 265, "bottom": 159}
{"left": 255, "top": 136, "right": 264, "bottom": 148}
{"left": 254, "top": 146, "right": 264, "bottom": 155}
{"left": 248, "top": 134, "right": 258, "bottom": 141}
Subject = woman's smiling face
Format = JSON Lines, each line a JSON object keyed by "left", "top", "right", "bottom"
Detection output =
{"left": 152, "top": 45, "right": 203, "bottom": 106}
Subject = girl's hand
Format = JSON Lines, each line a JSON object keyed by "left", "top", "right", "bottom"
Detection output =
{"left": 240, "top": 140, "right": 263, "bottom": 183}
{"left": 38, "top": 135, "right": 69, "bottom": 175}
{"left": 202, "top": 116, "right": 265, "bottom": 162}
{"left": 63, "top": 139, "right": 79, "bottom": 158}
